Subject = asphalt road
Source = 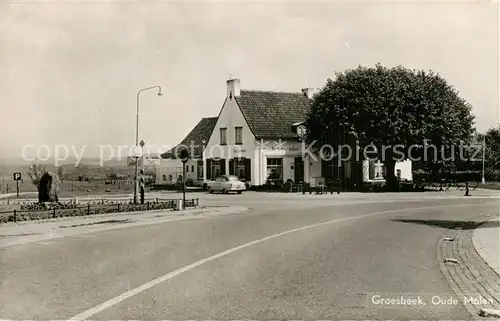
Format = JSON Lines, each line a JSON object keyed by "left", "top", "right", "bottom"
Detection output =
{"left": 1, "top": 196, "right": 499, "bottom": 320}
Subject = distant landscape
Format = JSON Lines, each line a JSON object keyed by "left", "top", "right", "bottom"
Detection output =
{"left": 0, "top": 157, "right": 158, "bottom": 194}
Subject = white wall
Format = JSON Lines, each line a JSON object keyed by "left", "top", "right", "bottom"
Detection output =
{"left": 156, "top": 159, "right": 202, "bottom": 183}
{"left": 395, "top": 160, "right": 413, "bottom": 181}
{"left": 283, "top": 157, "right": 294, "bottom": 181}
{"left": 309, "top": 158, "right": 322, "bottom": 180}
{"left": 361, "top": 159, "right": 413, "bottom": 182}
{"left": 204, "top": 96, "right": 257, "bottom": 182}
{"left": 259, "top": 140, "right": 304, "bottom": 185}
{"left": 156, "top": 159, "right": 182, "bottom": 184}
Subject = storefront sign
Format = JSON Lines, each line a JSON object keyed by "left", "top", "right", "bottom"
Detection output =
{"left": 269, "top": 145, "right": 300, "bottom": 152}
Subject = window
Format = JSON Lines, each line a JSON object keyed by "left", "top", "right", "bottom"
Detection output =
{"left": 162, "top": 174, "right": 167, "bottom": 181}
{"left": 220, "top": 128, "right": 227, "bottom": 145}
{"left": 191, "top": 165, "right": 194, "bottom": 172}
{"left": 266, "top": 158, "right": 283, "bottom": 181}
{"left": 235, "top": 127, "right": 243, "bottom": 145}
{"left": 185, "top": 165, "right": 189, "bottom": 172}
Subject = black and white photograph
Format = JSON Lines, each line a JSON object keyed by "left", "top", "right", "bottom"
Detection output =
{"left": 0, "top": 1, "right": 499, "bottom": 320}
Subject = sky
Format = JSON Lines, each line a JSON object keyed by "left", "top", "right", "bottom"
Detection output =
{"left": 0, "top": 0, "right": 499, "bottom": 162}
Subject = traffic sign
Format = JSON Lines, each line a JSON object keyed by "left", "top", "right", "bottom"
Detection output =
{"left": 13, "top": 172, "right": 21, "bottom": 197}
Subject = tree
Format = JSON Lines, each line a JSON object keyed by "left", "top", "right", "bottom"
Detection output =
{"left": 306, "top": 64, "right": 475, "bottom": 190}
{"left": 485, "top": 126, "right": 500, "bottom": 170}
{"left": 27, "top": 164, "right": 47, "bottom": 190}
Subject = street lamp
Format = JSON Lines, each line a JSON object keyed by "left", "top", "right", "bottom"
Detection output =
{"left": 134, "top": 86, "right": 162, "bottom": 204}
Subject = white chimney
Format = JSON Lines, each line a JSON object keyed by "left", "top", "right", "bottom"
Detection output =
{"left": 227, "top": 78, "right": 241, "bottom": 98}
{"left": 301, "top": 87, "right": 314, "bottom": 99}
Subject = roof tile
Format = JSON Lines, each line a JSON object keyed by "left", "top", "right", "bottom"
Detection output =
{"left": 235, "top": 90, "right": 311, "bottom": 139}
{"left": 161, "top": 117, "right": 217, "bottom": 158}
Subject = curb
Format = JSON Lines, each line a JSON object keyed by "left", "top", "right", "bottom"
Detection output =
{"left": 478, "top": 307, "right": 500, "bottom": 318}
{"left": 473, "top": 216, "right": 500, "bottom": 276}
{"left": 437, "top": 216, "right": 500, "bottom": 319}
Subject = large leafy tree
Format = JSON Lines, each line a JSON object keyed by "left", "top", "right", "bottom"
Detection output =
{"left": 485, "top": 126, "right": 500, "bottom": 171}
{"left": 306, "top": 64, "right": 475, "bottom": 190}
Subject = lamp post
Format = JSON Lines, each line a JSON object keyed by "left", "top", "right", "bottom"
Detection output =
{"left": 134, "top": 86, "right": 162, "bottom": 204}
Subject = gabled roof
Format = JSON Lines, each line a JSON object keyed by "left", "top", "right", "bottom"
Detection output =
{"left": 235, "top": 90, "right": 312, "bottom": 139}
{"left": 161, "top": 117, "right": 218, "bottom": 159}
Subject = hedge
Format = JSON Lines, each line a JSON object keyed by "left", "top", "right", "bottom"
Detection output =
{"left": 1, "top": 199, "right": 199, "bottom": 223}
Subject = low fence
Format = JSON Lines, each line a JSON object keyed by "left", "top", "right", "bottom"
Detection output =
{"left": 0, "top": 198, "right": 199, "bottom": 223}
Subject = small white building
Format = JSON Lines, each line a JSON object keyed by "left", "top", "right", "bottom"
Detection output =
{"left": 157, "top": 117, "right": 217, "bottom": 185}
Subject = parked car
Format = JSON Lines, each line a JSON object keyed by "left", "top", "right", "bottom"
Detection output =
{"left": 207, "top": 175, "right": 246, "bottom": 194}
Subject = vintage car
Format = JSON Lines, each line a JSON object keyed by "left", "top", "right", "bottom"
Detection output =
{"left": 207, "top": 175, "right": 246, "bottom": 194}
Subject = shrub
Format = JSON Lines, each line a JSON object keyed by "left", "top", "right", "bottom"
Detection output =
{"left": 4, "top": 199, "right": 184, "bottom": 223}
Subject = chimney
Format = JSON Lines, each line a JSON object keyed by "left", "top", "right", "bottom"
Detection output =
{"left": 301, "top": 87, "right": 314, "bottom": 99}
{"left": 227, "top": 78, "right": 241, "bottom": 98}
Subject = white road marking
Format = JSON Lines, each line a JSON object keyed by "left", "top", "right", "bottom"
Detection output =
{"left": 69, "top": 202, "right": 493, "bottom": 321}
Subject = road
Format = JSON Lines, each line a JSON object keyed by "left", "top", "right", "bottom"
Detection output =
{"left": 1, "top": 194, "right": 499, "bottom": 320}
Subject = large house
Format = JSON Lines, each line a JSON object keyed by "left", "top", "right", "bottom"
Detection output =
{"left": 157, "top": 78, "right": 412, "bottom": 188}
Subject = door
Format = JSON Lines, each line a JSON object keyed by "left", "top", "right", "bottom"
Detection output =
{"left": 294, "top": 157, "right": 304, "bottom": 183}
{"left": 211, "top": 160, "right": 220, "bottom": 180}
{"left": 213, "top": 165, "right": 220, "bottom": 179}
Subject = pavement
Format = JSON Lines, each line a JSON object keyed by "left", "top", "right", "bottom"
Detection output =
{"left": 1, "top": 192, "right": 500, "bottom": 320}
{"left": 473, "top": 216, "right": 500, "bottom": 275}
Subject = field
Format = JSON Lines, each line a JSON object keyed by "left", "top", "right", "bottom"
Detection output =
{"left": 0, "top": 179, "right": 134, "bottom": 196}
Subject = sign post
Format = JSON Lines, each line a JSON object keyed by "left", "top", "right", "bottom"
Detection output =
{"left": 139, "top": 140, "right": 146, "bottom": 205}
{"left": 139, "top": 169, "right": 145, "bottom": 204}
{"left": 13, "top": 172, "right": 21, "bottom": 197}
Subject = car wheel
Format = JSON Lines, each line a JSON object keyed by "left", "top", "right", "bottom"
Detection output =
{"left": 222, "top": 188, "right": 228, "bottom": 194}
{"left": 208, "top": 187, "right": 213, "bottom": 194}
{"left": 237, "top": 191, "right": 242, "bottom": 194}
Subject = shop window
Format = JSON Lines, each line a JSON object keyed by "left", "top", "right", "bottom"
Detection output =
{"left": 266, "top": 158, "right": 283, "bottom": 181}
